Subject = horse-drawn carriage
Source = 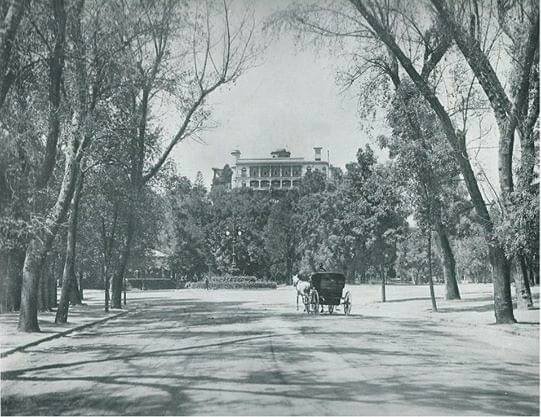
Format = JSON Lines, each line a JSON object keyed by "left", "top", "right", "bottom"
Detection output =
{"left": 294, "top": 272, "right": 352, "bottom": 315}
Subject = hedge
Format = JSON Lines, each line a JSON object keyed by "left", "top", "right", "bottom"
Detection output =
{"left": 186, "top": 280, "right": 277, "bottom": 290}
{"left": 208, "top": 275, "right": 258, "bottom": 283}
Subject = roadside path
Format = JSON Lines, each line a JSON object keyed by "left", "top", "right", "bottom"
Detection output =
{"left": 0, "top": 292, "right": 148, "bottom": 357}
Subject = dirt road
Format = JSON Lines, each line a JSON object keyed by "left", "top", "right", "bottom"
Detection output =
{"left": 1, "top": 287, "right": 539, "bottom": 415}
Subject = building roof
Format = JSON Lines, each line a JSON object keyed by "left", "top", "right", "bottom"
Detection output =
{"left": 270, "top": 148, "right": 291, "bottom": 158}
{"left": 235, "top": 158, "right": 329, "bottom": 165}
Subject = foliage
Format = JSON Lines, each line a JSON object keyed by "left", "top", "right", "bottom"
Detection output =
{"left": 0, "top": 0, "right": 260, "bottom": 324}
{"left": 206, "top": 187, "right": 273, "bottom": 277}
{"left": 264, "top": 195, "right": 299, "bottom": 283}
{"left": 156, "top": 145, "right": 414, "bottom": 284}
{"left": 381, "top": 81, "right": 464, "bottom": 231}
{"left": 496, "top": 186, "right": 540, "bottom": 263}
{"left": 455, "top": 236, "right": 491, "bottom": 283}
{"left": 294, "top": 145, "right": 407, "bottom": 283}
{"left": 165, "top": 175, "right": 211, "bottom": 281}
{"left": 207, "top": 275, "right": 260, "bottom": 283}
{"left": 396, "top": 229, "right": 444, "bottom": 285}
{"left": 186, "top": 277, "right": 277, "bottom": 290}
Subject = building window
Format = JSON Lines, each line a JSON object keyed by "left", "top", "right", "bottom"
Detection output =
{"left": 261, "top": 167, "right": 270, "bottom": 177}
{"left": 282, "top": 166, "right": 291, "bottom": 177}
{"left": 271, "top": 166, "right": 280, "bottom": 177}
{"left": 250, "top": 166, "right": 258, "bottom": 177}
{"left": 292, "top": 166, "right": 301, "bottom": 176}
{"left": 271, "top": 180, "right": 281, "bottom": 188}
{"left": 250, "top": 180, "right": 259, "bottom": 188}
{"left": 241, "top": 167, "right": 247, "bottom": 177}
{"left": 282, "top": 180, "right": 291, "bottom": 187}
{"left": 292, "top": 180, "right": 301, "bottom": 187}
{"left": 260, "top": 180, "right": 270, "bottom": 188}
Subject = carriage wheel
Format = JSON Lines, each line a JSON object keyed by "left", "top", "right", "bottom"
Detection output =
{"left": 343, "top": 291, "right": 352, "bottom": 315}
{"left": 310, "top": 289, "right": 319, "bottom": 315}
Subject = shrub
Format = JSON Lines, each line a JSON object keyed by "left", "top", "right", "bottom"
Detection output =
{"left": 186, "top": 279, "right": 276, "bottom": 290}
{"left": 209, "top": 275, "right": 258, "bottom": 283}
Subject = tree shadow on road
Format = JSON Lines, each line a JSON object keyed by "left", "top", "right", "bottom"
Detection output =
{"left": 3, "top": 364, "right": 539, "bottom": 416}
{"left": 2, "top": 294, "right": 539, "bottom": 416}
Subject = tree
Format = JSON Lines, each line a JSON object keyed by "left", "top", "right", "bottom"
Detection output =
{"left": 0, "top": 0, "right": 30, "bottom": 110}
{"left": 206, "top": 187, "right": 272, "bottom": 277}
{"left": 165, "top": 176, "right": 211, "bottom": 282}
{"left": 55, "top": 168, "right": 84, "bottom": 323}
{"left": 382, "top": 81, "right": 462, "bottom": 300}
{"left": 274, "top": 0, "right": 462, "bottom": 300}
{"left": 12, "top": 0, "right": 151, "bottom": 330}
{"left": 396, "top": 228, "right": 444, "bottom": 285}
{"left": 294, "top": 145, "right": 406, "bottom": 295}
{"left": 17, "top": 0, "right": 86, "bottom": 331}
{"left": 264, "top": 194, "right": 299, "bottom": 283}
{"left": 429, "top": 0, "right": 538, "bottom": 310}
{"left": 276, "top": 0, "right": 522, "bottom": 321}
{"left": 345, "top": 0, "right": 516, "bottom": 323}
{"left": 345, "top": 146, "right": 406, "bottom": 300}
{"left": 109, "top": 0, "right": 258, "bottom": 308}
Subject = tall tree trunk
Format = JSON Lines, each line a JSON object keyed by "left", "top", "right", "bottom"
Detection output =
{"left": 69, "top": 279, "right": 82, "bottom": 305}
{"left": 19, "top": 241, "right": 44, "bottom": 331}
{"left": 514, "top": 257, "right": 533, "bottom": 310}
{"left": 101, "top": 203, "right": 119, "bottom": 312}
{"left": 488, "top": 245, "right": 515, "bottom": 323}
{"left": 0, "top": 247, "right": 24, "bottom": 313}
{"left": 18, "top": 117, "right": 80, "bottom": 332}
{"left": 1, "top": 127, "right": 29, "bottom": 314}
{"left": 0, "top": 0, "right": 30, "bottom": 110}
{"left": 527, "top": 263, "right": 534, "bottom": 286}
{"left": 55, "top": 169, "right": 84, "bottom": 324}
{"left": 37, "top": 0, "right": 67, "bottom": 188}
{"left": 435, "top": 222, "right": 460, "bottom": 300}
{"left": 286, "top": 256, "right": 293, "bottom": 285}
{"left": 78, "top": 269, "right": 84, "bottom": 300}
{"left": 428, "top": 230, "right": 438, "bottom": 312}
{"left": 38, "top": 265, "right": 50, "bottom": 311}
{"left": 380, "top": 264, "right": 386, "bottom": 302}
{"left": 111, "top": 215, "right": 134, "bottom": 308}
{"left": 110, "top": 83, "right": 150, "bottom": 308}
{"left": 104, "top": 262, "right": 110, "bottom": 313}
{"left": 17, "top": 0, "right": 70, "bottom": 332}
{"left": 527, "top": 255, "right": 538, "bottom": 286}
{"left": 49, "top": 262, "right": 57, "bottom": 308}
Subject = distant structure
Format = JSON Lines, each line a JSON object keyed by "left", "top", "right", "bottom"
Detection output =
{"left": 211, "top": 164, "right": 233, "bottom": 189}
{"left": 217, "top": 147, "right": 332, "bottom": 190}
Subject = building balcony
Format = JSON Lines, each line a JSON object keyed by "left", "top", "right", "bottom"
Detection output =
{"left": 237, "top": 175, "right": 303, "bottom": 181}
{"left": 245, "top": 179, "right": 301, "bottom": 190}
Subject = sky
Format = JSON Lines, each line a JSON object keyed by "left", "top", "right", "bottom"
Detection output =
{"left": 166, "top": 1, "right": 378, "bottom": 188}
{"left": 166, "top": 1, "right": 500, "bottom": 194}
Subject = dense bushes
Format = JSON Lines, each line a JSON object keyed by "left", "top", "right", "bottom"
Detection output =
{"left": 186, "top": 275, "right": 276, "bottom": 289}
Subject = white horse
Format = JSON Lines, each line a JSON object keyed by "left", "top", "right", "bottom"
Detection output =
{"left": 292, "top": 274, "right": 311, "bottom": 311}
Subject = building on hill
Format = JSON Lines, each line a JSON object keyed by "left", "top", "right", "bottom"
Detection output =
{"left": 217, "top": 147, "right": 332, "bottom": 190}
{"left": 211, "top": 164, "right": 233, "bottom": 189}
